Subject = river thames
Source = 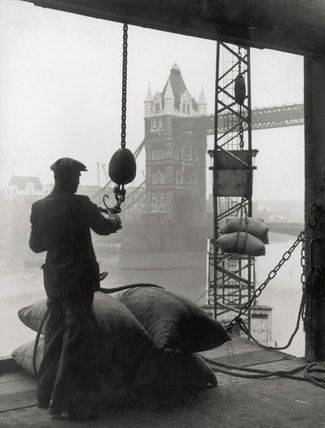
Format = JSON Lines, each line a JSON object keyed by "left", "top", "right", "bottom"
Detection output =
{"left": 0, "top": 231, "right": 304, "bottom": 357}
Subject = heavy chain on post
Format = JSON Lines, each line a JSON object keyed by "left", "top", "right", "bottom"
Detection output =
{"left": 227, "top": 231, "right": 305, "bottom": 334}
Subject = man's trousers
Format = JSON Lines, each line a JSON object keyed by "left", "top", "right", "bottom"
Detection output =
{"left": 36, "top": 288, "right": 98, "bottom": 409}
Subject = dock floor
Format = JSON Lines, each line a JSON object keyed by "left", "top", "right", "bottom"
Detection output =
{"left": 1, "top": 336, "right": 325, "bottom": 427}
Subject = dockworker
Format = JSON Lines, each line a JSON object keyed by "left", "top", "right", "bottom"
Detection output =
{"left": 29, "top": 157, "right": 122, "bottom": 419}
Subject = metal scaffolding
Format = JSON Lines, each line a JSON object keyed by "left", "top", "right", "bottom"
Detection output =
{"left": 207, "top": 42, "right": 256, "bottom": 333}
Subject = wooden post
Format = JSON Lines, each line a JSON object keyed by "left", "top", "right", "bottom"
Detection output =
{"left": 304, "top": 55, "right": 325, "bottom": 361}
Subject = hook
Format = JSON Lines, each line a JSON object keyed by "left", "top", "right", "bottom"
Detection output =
{"left": 309, "top": 203, "right": 321, "bottom": 228}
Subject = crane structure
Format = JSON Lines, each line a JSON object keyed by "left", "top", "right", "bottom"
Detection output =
{"left": 204, "top": 42, "right": 269, "bottom": 341}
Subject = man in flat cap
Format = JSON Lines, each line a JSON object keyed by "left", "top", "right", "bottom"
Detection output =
{"left": 29, "top": 158, "right": 122, "bottom": 418}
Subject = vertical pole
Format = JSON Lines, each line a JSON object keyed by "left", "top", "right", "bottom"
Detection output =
{"left": 304, "top": 56, "right": 325, "bottom": 361}
{"left": 96, "top": 162, "right": 100, "bottom": 187}
{"left": 247, "top": 47, "right": 253, "bottom": 334}
{"left": 213, "top": 42, "right": 221, "bottom": 319}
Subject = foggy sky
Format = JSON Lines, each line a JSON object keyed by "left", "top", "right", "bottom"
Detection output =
{"left": 0, "top": 0, "right": 304, "bottom": 200}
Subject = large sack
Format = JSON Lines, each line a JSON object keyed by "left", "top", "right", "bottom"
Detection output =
{"left": 221, "top": 217, "right": 269, "bottom": 244}
{"left": 11, "top": 336, "right": 157, "bottom": 404}
{"left": 117, "top": 286, "right": 230, "bottom": 353}
{"left": 217, "top": 231, "right": 265, "bottom": 256}
{"left": 11, "top": 338, "right": 216, "bottom": 405}
{"left": 11, "top": 337, "right": 44, "bottom": 375}
{"left": 154, "top": 352, "right": 217, "bottom": 393}
{"left": 18, "top": 292, "right": 153, "bottom": 368}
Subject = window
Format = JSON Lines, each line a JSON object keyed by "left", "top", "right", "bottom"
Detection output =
{"left": 160, "top": 192, "right": 166, "bottom": 212}
{"left": 152, "top": 192, "right": 158, "bottom": 212}
{"left": 176, "top": 168, "right": 182, "bottom": 184}
{"left": 181, "top": 145, "right": 191, "bottom": 160}
{"left": 166, "top": 144, "right": 173, "bottom": 159}
{"left": 183, "top": 166, "right": 191, "bottom": 184}
{"left": 191, "top": 170, "right": 198, "bottom": 185}
{"left": 192, "top": 146, "right": 198, "bottom": 160}
{"left": 158, "top": 169, "right": 166, "bottom": 184}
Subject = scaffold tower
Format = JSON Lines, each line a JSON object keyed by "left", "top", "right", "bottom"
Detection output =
{"left": 206, "top": 42, "right": 257, "bottom": 334}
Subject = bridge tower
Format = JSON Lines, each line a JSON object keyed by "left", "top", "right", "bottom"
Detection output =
{"left": 144, "top": 64, "right": 207, "bottom": 226}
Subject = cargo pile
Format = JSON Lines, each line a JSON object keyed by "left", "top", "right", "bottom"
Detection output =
{"left": 12, "top": 286, "right": 230, "bottom": 407}
{"left": 217, "top": 217, "right": 269, "bottom": 256}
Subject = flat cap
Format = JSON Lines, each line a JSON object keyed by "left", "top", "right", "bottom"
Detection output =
{"left": 50, "top": 158, "right": 87, "bottom": 175}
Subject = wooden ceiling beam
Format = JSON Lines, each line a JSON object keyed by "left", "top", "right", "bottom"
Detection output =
{"left": 21, "top": 0, "right": 325, "bottom": 56}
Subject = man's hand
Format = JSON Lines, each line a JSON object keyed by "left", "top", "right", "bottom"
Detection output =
{"left": 108, "top": 213, "right": 122, "bottom": 232}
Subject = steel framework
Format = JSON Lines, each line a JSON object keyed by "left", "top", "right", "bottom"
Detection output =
{"left": 207, "top": 42, "right": 256, "bottom": 333}
{"left": 176, "top": 103, "right": 304, "bottom": 134}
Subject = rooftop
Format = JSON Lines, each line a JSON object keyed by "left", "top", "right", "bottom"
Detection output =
{"left": 8, "top": 176, "right": 43, "bottom": 191}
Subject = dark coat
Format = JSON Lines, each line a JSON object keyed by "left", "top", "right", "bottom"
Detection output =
{"left": 29, "top": 191, "right": 117, "bottom": 297}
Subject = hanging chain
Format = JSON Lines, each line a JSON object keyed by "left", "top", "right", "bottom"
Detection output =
{"left": 121, "top": 23, "right": 128, "bottom": 149}
{"left": 237, "top": 46, "right": 244, "bottom": 149}
{"left": 111, "top": 22, "right": 128, "bottom": 213}
{"left": 237, "top": 45, "right": 242, "bottom": 74}
{"left": 227, "top": 231, "right": 305, "bottom": 333}
{"left": 103, "top": 23, "right": 128, "bottom": 214}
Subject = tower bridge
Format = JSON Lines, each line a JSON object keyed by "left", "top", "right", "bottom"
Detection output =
{"left": 95, "top": 64, "right": 304, "bottom": 227}
{"left": 177, "top": 103, "right": 304, "bottom": 134}
{"left": 141, "top": 63, "right": 304, "bottom": 225}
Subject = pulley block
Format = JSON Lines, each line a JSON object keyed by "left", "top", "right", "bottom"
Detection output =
{"left": 108, "top": 147, "right": 136, "bottom": 185}
{"left": 234, "top": 73, "right": 246, "bottom": 105}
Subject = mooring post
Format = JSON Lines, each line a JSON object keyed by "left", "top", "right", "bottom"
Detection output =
{"left": 304, "top": 55, "right": 325, "bottom": 361}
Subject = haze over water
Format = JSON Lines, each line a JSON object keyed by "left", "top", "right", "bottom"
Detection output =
{"left": 0, "top": 232, "right": 304, "bottom": 357}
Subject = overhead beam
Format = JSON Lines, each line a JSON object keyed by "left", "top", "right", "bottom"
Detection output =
{"left": 21, "top": 0, "right": 325, "bottom": 56}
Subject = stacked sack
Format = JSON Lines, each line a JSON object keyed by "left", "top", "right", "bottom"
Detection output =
{"left": 217, "top": 217, "right": 269, "bottom": 256}
{"left": 12, "top": 285, "right": 230, "bottom": 407}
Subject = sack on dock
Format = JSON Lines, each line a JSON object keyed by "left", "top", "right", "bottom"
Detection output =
{"left": 18, "top": 293, "right": 154, "bottom": 369}
{"left": 11, "top": 335, "right": 157, "bottom": 403}
{"left": 11, "top": 337, "right": 216, "bottom": 405}
{"left": 217, "top": 231, "right": 265, "bottom": 256}
{"left": 11, "top": 337, "right": 44, "bottom": 375}
{"left": 155, "top": 352, "right": 217, "bottom": 393}
{"left": 221, "top": 217, "right": 269, "bottom": 244}
{"left": 118, "top": 286, "right": 230, "bottom": 353}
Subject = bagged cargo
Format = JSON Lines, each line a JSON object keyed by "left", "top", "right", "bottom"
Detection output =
{"left": 18, "top": 293, "right": 154, "bottom": 369}
{"left": 217, "top": 231, "right": 265, "bottom": 256}
{"left": 11, "top": 336, "right": 157, "bottom": 404}
{"left": 117, "top": 286, "right": 230, "bottom": 353}
{"left": 221, "top": 217, "right": 269, "bottom": 244}
{"left": 11, "top": 337, "right": 217, "bottom": 405}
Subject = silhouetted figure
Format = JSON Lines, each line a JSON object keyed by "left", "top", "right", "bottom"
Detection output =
{"left": 29, "top": 158, "right": 122, "bottom": 419}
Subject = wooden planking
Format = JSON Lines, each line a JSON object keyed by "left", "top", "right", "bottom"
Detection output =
{"left": 0, "top": 390, "right": 36, "bottom": 413}
{"left": 202, "top": 349, "right": 291, "bottom": 368}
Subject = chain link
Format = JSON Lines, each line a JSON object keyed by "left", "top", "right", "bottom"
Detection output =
{"left": 227, "top": 231, "right": 305, "bottom": 333}
{"left": 237, "top": 45, "right": 244, "bottom": 149}
{"left": 102, "top": 23, "right": 128, "bottom": 214}
{"left": 121, "top": 23, "right": 128, "bottom": 149}
{"left": 301, "top": 235, "right": 306, "bottom": 290}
